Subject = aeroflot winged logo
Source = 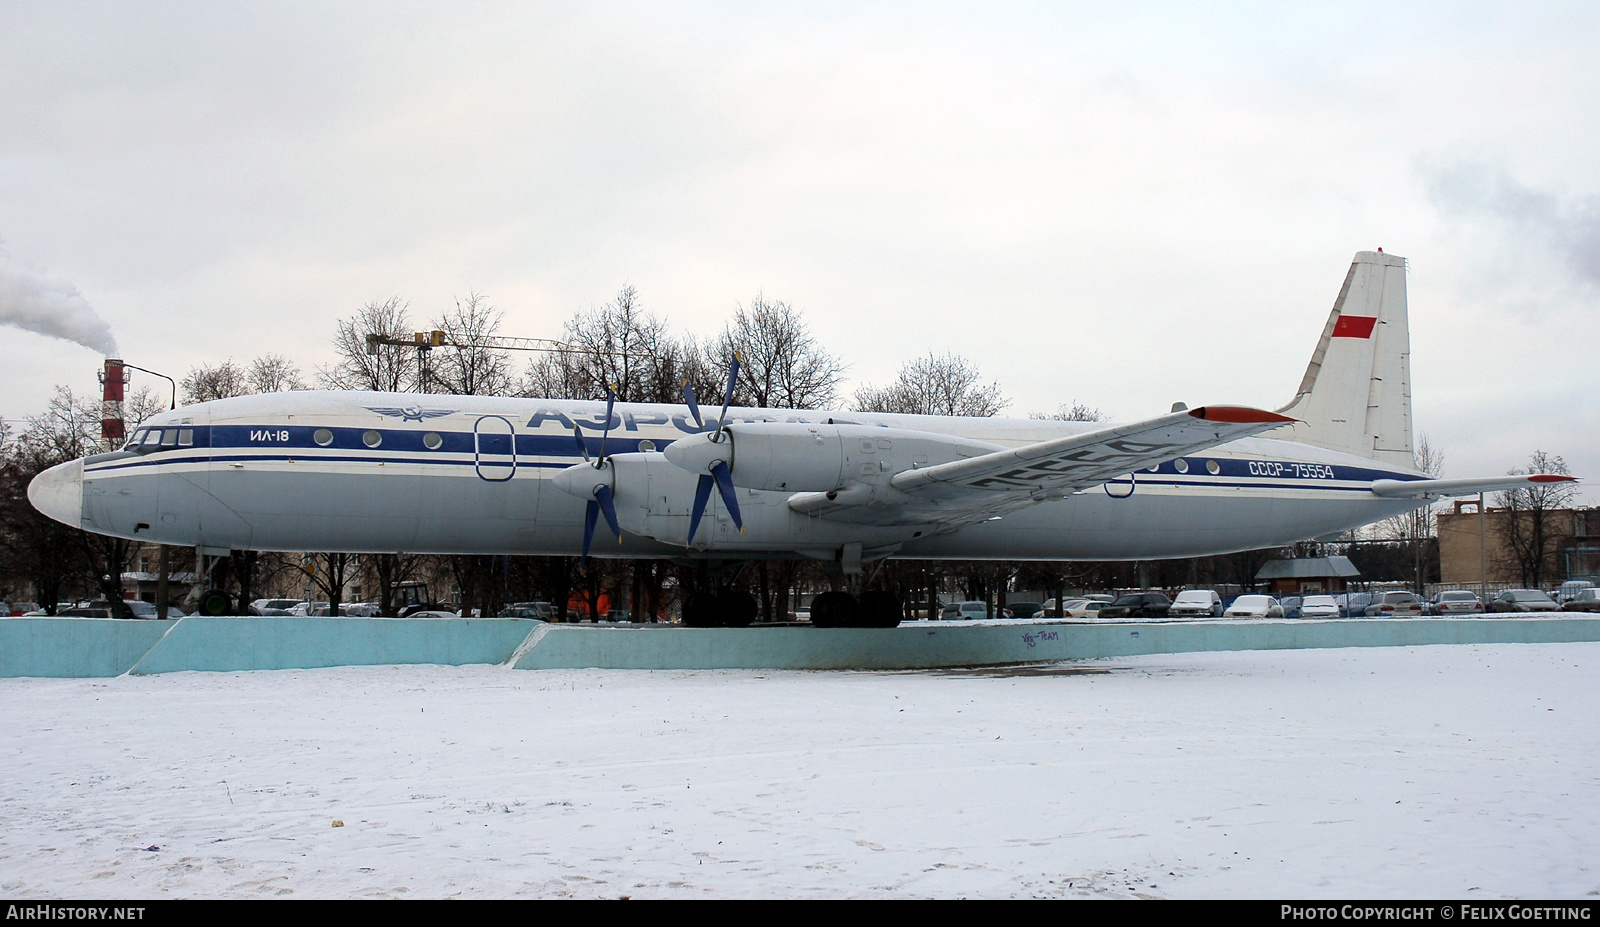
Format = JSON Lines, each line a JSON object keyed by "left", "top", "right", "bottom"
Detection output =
{"left": 1332, "top": 315, "right": 1378, "bottom": 338}
{"left": 365, "top": 405, "right": 457, "bottom": 422}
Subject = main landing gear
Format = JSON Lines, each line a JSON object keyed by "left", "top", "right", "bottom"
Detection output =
{"left": 682, "top": 588, "right": 760, "bottom": 628}
{"left": 808, "top": 590, "right": 903, "bottom": 628}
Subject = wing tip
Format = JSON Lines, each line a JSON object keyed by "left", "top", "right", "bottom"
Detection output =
{"left": 1187, "top": 405, "right": 1296, "bottom": 425}
{"left": 1528, "top": 474, "right": 1578, "bottom": 483}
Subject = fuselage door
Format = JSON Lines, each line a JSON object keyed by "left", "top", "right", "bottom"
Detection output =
{"left": 474, "top": 415, "right": 517, "bottom": 482}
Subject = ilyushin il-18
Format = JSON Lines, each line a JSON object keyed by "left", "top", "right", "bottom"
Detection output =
{"left": 29, "top": 251, "right": 1574, "bottom": 626}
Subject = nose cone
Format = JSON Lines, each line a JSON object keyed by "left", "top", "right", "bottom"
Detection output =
{"left": 28, "top": 458, "right": 85, "bottom": 528}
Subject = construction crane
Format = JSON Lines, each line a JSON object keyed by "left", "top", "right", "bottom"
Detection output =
{"left": 365, "top": 330, "right": 582, "bottom": 355}
{"left": 364, "top": 329, "right": 649, "bottom": 394}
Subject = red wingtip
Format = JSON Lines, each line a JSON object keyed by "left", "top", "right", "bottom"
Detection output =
{"left": 1188, "top": 405, "right": 1296, "bottom": 425}
{"left": 1527, "top": 474, "right": 1578, "bottom": 483}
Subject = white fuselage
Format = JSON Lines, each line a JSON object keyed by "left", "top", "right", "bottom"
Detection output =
{"left": 42, "top": 390, "right": 1427, "bottom": 563}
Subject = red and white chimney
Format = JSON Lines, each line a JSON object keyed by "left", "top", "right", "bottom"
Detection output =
{"left": 100, "top": 357, "right": 127, "bottom": 449}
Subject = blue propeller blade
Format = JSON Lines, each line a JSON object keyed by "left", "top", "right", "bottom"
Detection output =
{"left": 597, "top": 388, "right": 616, "bottom": 462}
{"left": 710, "top": 459, "right": 743, "bottom": 532}
{"left": 572, "top": 423, "right": 590, "bottom": 462}
{"left": 594, "top": 484, "right": 621, "bottom": 541}
{"left": 687, "top": 474, "right": 714, "bottom": 544}
{"left": 683, "top": 381, "right": 704, "bottom": 431}
{"left": 581, "top": 498, "right": 599, "bottom": 564}
{"left": 714, "top": 354, "right": 740, "bottom": 441}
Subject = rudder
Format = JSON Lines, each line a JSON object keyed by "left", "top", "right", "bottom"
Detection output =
{"left": 1273, "top": 251, "right": 1415, "bottom": 470}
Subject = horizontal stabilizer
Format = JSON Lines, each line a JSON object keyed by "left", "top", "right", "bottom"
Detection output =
{"left": 1370, "top": 474, "right": 1578, "bottom": 499}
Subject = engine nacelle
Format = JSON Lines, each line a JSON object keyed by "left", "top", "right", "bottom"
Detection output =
{"left": 662, "top": 422, "right": 1002, "bottom": 493}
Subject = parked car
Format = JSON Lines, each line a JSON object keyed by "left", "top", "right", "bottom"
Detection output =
{"left": 1489, "top": 589, "right": 1560, "bottom": 613}
{"left": 1168, "top": 590, "right": 1223, "bottom": 617}
{"left": 124, "top": 599, "right": 184, "bottom": 619}
{"left": 56, "top": 600, "right": 132, "bottom": 618}
{"left": 1040, "top": 595, "right": 1113, "bottom": 617}
{"left": 9, "top": 601, "right": 40, "bottom": 616}
{"left": 1098, "top": 592, "right": 1172, "bottom": 619}
{"left": 1561, "top": 588, "right": 1600, "bottom": 612}
{"left": 1427, "top": 590, "right": 1484, "bottom": 615}
{"left": 1364, "top": 591, "right": 1424, "bottom": 617}
{"left": 939, "top": 601, "right": 991, "bottom": 620}
{"left": 1337, "top": 593, "right": 1374, "bottom": 618}
{"left": 1224, "top": 595, "right": 1283, "bottom": 618}
{"left": 1298, "top": 595, "right": 1340, "bottom": 619}
{"left": 500, "top": 602, "right": 554, "bottom": 619}
{"left": 1555, "top": 580, "right": 1595, "bottom": 605}
{"left": 1006, "top": 602, "right": 1043, "bottom": 620}
{"left": 1066, "top": 599, "right": 1113, "bottom": 618}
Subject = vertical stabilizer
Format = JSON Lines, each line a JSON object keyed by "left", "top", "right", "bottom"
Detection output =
{"left": 1273, "top": 251, "right": 1415, "bottom": 469}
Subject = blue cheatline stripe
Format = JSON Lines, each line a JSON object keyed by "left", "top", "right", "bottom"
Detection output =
{"left": 207, "top": 424, "right": 666, "bottom": 457}
{"left": 85, "top": 459, "right": 1409, "bottom": 494}
{"left": 90, "top": 422, "right": 1426, "bottom": 487}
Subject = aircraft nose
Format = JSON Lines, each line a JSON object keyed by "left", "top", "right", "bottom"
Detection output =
{"left": 28, "top": 458, "right": 84, "bottom": 528}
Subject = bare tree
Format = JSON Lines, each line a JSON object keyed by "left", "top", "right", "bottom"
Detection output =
{"left": 524, "top": 285, "right": 701, "bottom": 403}
{"left": 1496, "top": 450, "right": 1576, "bottom": 588}
{"left": 853, "top": 352, "right": 1008, "bottom": 417}
{"left": 0, "top": 389, "right": 102, "bottom": 611}
{"left": 1030, "top": 402, "right": 1107, "bottom": 423}
{"left": 180, "top": 361, "right": 250, "bottom": 405}
{"left": 124, "top": 386, "right": 168, "bottom": 430}
{"left": 319, "top": 297, "right": 418, "bottom": 393}
{"left": 425, "top": 293, "right": 514, "bottom": 397}
{"left": 248, "top": 354, "right": 306, "bottom": 394}
{"left": 711, "top": 295, "right": 847, "bottom": 409}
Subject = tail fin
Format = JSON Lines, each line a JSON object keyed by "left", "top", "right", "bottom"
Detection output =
{"left": 1273, "top": 251, "right": 1415, "bottom": 469}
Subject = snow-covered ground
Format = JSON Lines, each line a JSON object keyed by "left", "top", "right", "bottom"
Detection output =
{"left": 1, "top": 643, "right": 1596, "bottom": 899}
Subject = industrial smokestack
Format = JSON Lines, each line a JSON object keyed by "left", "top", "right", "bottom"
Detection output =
{"left": 100, "top": 357, "right": 127, "bottom": 449}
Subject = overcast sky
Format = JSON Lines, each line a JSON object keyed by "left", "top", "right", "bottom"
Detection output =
{"left": 2, "top": 2, "right": 1597, "bottom": 500}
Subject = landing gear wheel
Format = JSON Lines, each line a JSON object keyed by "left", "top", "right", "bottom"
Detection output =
{"left": 683, "top": 592, "right": 722, "bottom": 628}
{"left": 719, "top": 590, "right": 758, "bottom": 628}
{"left": 197, "top": 589, "right": 233, "bottom": 617}
{"left": 858, "top": 591, "right": 903, "bottom": 628}
{"left": 809, "top": 591, "right": 859, "bottom": 628}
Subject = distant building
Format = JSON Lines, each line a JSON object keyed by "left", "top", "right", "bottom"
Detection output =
{"left": 1438, "top": 503, "right": 1600, "bottom": 587}
{"left": 1254, "top": 556, "right": 1361, "bottom": 595}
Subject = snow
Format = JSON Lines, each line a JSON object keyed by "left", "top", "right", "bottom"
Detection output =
{"left": 1, "top": 643, "right": 1597, "bottom": 899}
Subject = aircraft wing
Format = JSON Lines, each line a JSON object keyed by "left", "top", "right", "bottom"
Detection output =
{"left": 792, "top": 405, "right": 1295, "bottom": 526}
{"left": 1370, "top": 474, "right": 1578, "bottom": 499}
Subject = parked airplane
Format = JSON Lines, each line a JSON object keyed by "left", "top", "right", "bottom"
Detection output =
{"left": 29, "top": 250, "right": 1573, "bottom": 626}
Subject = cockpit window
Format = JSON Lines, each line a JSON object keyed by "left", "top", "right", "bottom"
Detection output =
{"left": 160, "top": 429, "right": 178, "bottom": 448}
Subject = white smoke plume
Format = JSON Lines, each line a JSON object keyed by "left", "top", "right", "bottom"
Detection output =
{"left": 0, "top": 247, "right": 118, "bottom": 355}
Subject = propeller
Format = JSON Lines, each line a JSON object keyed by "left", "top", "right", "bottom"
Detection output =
{"left": 574, "top": 388, "right": 623, "bottom": 564}
{"left": 682, "top": 355, "right": 743, "bottom": 544}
